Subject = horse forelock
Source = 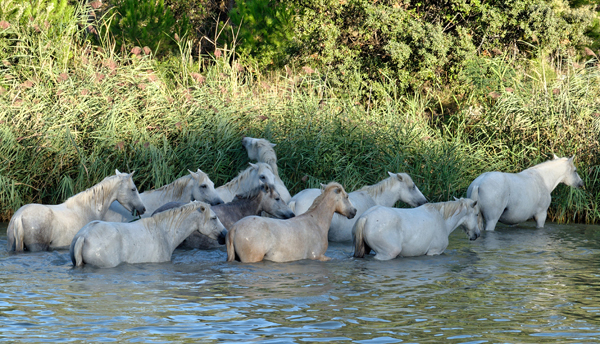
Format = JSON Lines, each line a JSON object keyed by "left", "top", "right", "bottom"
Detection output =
{"left": 306, "top": 182, "right": 345, "bottom": 212}
{"left": 146, "top": 174, "right": 193, "bottom": 198}
{"left": 64, "top": 174, "right": 121, "bottom": 208}
{"left": 359, "top": 173, "right": 414, "bottom": 197}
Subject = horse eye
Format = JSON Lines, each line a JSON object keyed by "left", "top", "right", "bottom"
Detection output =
{"left": 260, "top": 175, "right": 265, "bottom": 179}
{"left": 200, "top": 184, "right": 207, "bottom": 189}
{"left": 131, "top": 188, "right": 136, "bottom": 192}
{"left": 275, "top": 198, "right": 280, "bottom": 201}
{"left": 211, "top": 216, "right": 217, "bottom": 220}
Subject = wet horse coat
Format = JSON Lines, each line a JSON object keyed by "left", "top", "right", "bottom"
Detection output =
{"left": 7, "top": 170, "right": 146, "bottom": 251}
{"left": 226, "top": 182, "right": 357, "bottom": 263}
{"left": 353, "top": 198, "right": 481, "bottom": 260}
{"left": 467, "top": 155, "right": 583, "bottom": 231}
{"left": 70, "top": 201, "right": 226, "bottom": 268}
{"left": 288, "top": 172, "right": 427, "bottom": 242}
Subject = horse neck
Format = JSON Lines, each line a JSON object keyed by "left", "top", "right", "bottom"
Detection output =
{"left": 218, "top": 170, "right": 253, "bottom": 196}
{"left": 363, "top": 178, "right": 398, "bottom": 206}
{"left": 303, "top": 194, "right": 337, "bottom": 236}
{"left": 525, "top": 161, "right": 567, "bottom": 192}
{"left": 64, "top": 176, "right": 120, "bottom": 219}
{"left": 223, "top": 196, "right": 263, "bottom": 217}
{"left": 150, "top": 210, "right": 200, "bottom": 251}
{"left": 430, "top": 202, "right": 466, "bottom": 236}
{"left": 144, "top": 176, "right": 193, "bottom": 204}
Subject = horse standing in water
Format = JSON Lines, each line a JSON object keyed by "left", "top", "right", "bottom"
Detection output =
{"left": 467, "top": 155, "right": 584, "bottom": 231}
{"left": 7, "top": 170, "right": 146, "bottom": 252}
{"left": 215, "top": 162, "right": 280, "bottom": 203}
{"left": 227, "top": 182, "right": 357, "bottom": 263}
{"left": 242, "top": 137, "right": 292, "bottom": 203}
{"left": 70, "top": 201, "right": 226, "bottom": 268}
{"left": 353, "top": 196, "right": 481, "bottom": 260}
{"left": 103, "top": 169, "right": 223, "bottom": 222}
{"left": 288, "top": 172, "right": 427, "bottom": 242}
{"left": 152, "top": 183, "right": 295, "bottom": 249}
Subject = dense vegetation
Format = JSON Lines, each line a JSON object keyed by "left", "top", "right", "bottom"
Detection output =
{"left": 0, "top": 0, "right": 599, "bottom": 224}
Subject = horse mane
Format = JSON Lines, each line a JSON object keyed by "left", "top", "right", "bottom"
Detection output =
{"left": 233, "top": 184, "right": 266, "bottom": 201}
{"left": 221, "top": 162, "right": 272, "bottom": 190}
{"left": 64, "top": 174, "right": 120, "bottom": 209}
{"left": 425, "top": 199, "right": 468, "bottom": 220}
{"left": 254, "top": 140, "right": 278, "bottom": 171}
{"left": 306, "top": 182, "right": 344, "bottom": 213}
{"left": 144, "top": 174, "right": 193, "bottom": 198}
{"left": 358, "top": 173, "right": 414, "bottom": 198}
{"left": 525, "top": 157, "right": 568, "bottom": 171}
{"left": 146, "top": 201, "right": 207, "bottom": 229}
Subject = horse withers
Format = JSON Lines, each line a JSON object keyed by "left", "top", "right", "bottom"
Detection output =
{"left": 467, "top": 155, "right": 584, "bottom": 231}
{"left": 7, "top": 170, "right": 146, "bottom": 252}
{"left": 288, "top": 172, "right": 427, "bottom": 242}
{"left": 70, "top": 201, "right": 226, "bottom": 268}
{"left": 353, "top": 197, "right": 480, "bottom": 261}
{"left": 226, "top": 182, "right": 357, "bottom": 263}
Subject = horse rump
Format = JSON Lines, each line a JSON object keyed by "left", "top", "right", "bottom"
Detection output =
{"left": 353, "top": 217, "right": 371, "bottom": 258}
{"left": 226, "top": 229, "right": 238, "bottom": 262}
{"left": 71, "top": 236, "right": 85, "bottom": 267}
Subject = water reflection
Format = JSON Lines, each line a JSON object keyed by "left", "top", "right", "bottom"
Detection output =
{"left": 1, "top": 221, "right": 600, "bottom": 342}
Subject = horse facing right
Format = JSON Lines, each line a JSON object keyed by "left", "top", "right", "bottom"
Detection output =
{"left": 226, "top": 182, "right": 357, "bottom": 263}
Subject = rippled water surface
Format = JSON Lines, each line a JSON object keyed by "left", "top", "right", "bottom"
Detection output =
{"left": 2, "top": 221, "right": 600, "bottom": 343}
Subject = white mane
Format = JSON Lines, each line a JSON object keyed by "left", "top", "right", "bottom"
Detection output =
{"left": 144, "top": 174, "right": 193, "bottom": 199}
{"left": 64, "top": 174, "right": 121, "bottom": 209}
{"left": 425, "top": 199, "right": 471, "bottom": 220}
{"left": 221, "top": 162, "right": 273, "bottom": 190}
{"left": 358, "top": 173, "right": 414, "bottom": 198}
{"left": 146, "top": 201, "right": 207, "bottom": 230}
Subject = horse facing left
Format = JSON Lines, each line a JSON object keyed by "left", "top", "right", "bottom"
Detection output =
{"left": 7, "top": 170, "right": 146, "bottom": 252}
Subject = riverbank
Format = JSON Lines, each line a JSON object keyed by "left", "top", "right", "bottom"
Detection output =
{"left": 0, "top": 5, "right": 599, "bottom": 223}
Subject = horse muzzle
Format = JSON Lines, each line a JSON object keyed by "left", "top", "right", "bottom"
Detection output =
{"left": 210, "top": 197, "right": 225, "bottom": 206}
{"left": 470, "top": 232, "right": 480, "bottom": 241}
{"left": 133, "top": 206, "right": 147, "bottom": 216}
{"left": 217, "top": 229, "right": 227, "bottom": 245}
{"left": 346, "top": 208, "right": 357, "bottom": 219}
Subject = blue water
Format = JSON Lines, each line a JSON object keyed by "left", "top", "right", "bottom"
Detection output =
{"left": 1, "top": 221, "right": 600, "bottom": 343}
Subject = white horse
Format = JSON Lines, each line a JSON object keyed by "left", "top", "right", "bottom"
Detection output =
{"left": 353, "top": 197, "right": 481, "bottom": 260}
{"left": 216, "top": 162, "right": 279, "bottom": 203}
{"left": 103, "top": 169, "right": 223, "bottom": 222}
{"left": 288, "top": 172, "right": 428, "bottom": 242}
{"left": 467, "top": 155, "right": 584, "bottom": 231}
{"left": 7, "top": 170, "right": 146, "bottom": 252}
{"left": 70, "top": 201, "right": 226, "bottom": 268}
{"left": 241, "top": 137, "right": 292, "bottom": 203}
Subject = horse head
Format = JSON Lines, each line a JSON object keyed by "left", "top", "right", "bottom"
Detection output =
{"left": 321, "top": 182, "right": 357, "bottom": 219}
{"left": 250, "top": 162, "right": 276, "bottom": 188}
{"left": 388, "top": 172, "right": 428, "bottom": 207}
{"left": 259, "top": 183, "right": 295, "bottom": 219}
{"left": 189, "top": 169, "right": 224, "bottom": 205}
{"left": 242, "top": 137, "right": 276, "bottom": 161}
{"left": 459, "top": 198, "right": 480, "bottom": 241}
{"left": 554, "top": 154, "right": 584, "bottom": 189}
{"left": 195, "top": 202, "right": 227, "bottom": 245}
{"left": 114, "top": 169, "right": 146, "bottom": 216}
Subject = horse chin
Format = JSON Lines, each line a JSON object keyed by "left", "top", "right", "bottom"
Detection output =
{"left": 217, "top": 230, "right": 227, "bottom": 245}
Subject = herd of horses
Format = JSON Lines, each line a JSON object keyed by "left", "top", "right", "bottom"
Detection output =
{"left": 6, "top": 137, "right": 584, "bottom": 268}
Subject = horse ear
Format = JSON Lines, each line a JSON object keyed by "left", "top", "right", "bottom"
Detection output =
{"left": 387, "top": 171, "right": 394, "bottom": 177}
{"left": 249, "top": 162, "right": 258, "bottom": 168}
{"left": 263, "top": 183, "right": 271, "bottom": 192}
{"left": 270, "top": 143, "right": 276, "bottom": 148}
{"left": 472, "top": 200, "right": 478, "bottom": 208}
{"left": 200, "top": 205, "right": 206, "bottom": 212}
{"left": 115, "top": 169, "right": 121, "bottom": 175}
{"left": 396, "top": 173, "right": 404, "bottom": 182}
{"left": 334, "top": 187, "right": 341, "bottom": 194}
{"left": 569, "top": 155, "right": 575, "bottom": 162}
{"left": 320, "top": 183, "right": 326, "bottom": 190}
{"left": 553, "top": 154, "right": 559, "bottom": 160}
{"left": 454, "top": 196, "right": 460, "bottom": 201}
{"left": 129, "top": 171, "right": 136, "bottom": 176}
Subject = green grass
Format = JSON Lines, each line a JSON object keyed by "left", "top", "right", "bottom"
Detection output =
{"left": 0, "top": 4, "right": 599, "bottom": 224}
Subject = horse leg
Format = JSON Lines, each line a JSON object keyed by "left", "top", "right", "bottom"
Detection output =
{"left": 534, "top": 210, "right": 547, "bottom": 228}
{"left": 481, "top": 207, "right": 502, "bottom": 232}
{"left": 317, "top": 255, "right": 331, "bottom": 261}
{"left": 20, "top": 207, "right": 53, "bottom": 251}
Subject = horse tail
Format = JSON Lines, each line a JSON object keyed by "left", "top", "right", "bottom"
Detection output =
{"left": 353, "top": 217, "right": 371, "bottom": 258}
{"left": 226, "top": 228, "right": 236, "bottom": 262}
{"left": 288, "top": 200, "right": 296, "bottom": 214}
{"left": 71, "top": 236, "right": 85, "bottom": 267}
{"left": 7, "top": 215, "right": 25, "bottom": 252}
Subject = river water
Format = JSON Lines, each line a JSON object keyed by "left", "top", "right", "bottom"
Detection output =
{"left": 1, "top": 221, "right": 599, "bottom": 343}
